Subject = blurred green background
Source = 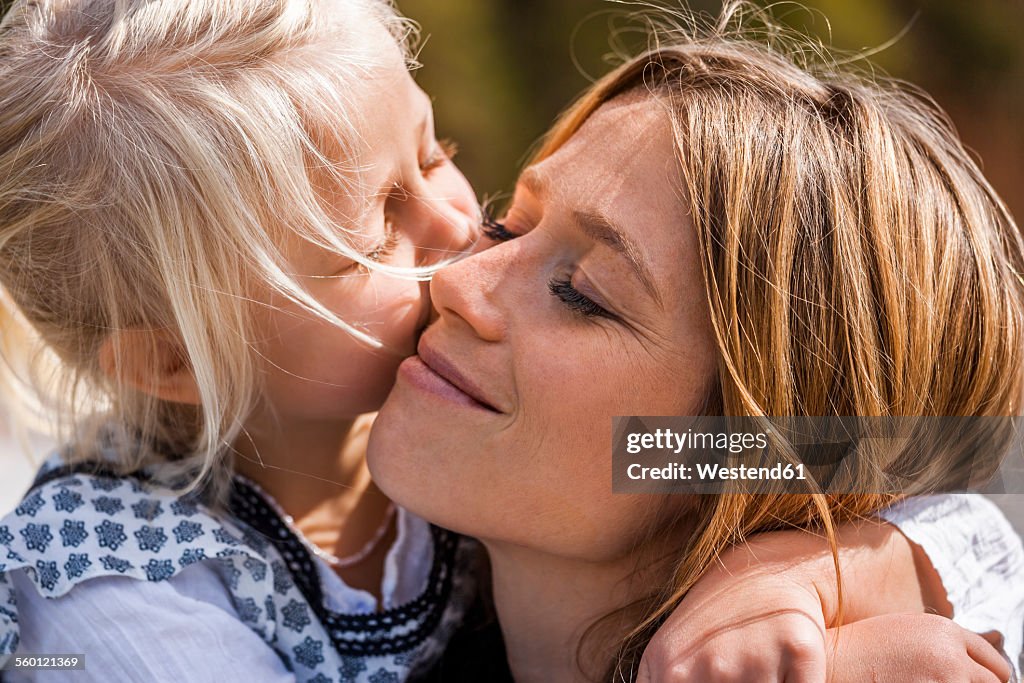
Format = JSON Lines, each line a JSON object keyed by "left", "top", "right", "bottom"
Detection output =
{"left": 401, "top": 0, "right": 1024, "bottom": 220}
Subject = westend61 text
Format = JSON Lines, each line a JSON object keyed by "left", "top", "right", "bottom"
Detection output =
{"left": 627, "top": 462, "right": 808, "bottom": 481}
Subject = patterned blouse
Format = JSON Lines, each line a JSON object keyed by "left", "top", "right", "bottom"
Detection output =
{"left": 0, "top": 455, "right": 478, "bottom": 682}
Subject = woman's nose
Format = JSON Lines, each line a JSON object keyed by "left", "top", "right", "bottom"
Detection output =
{"left": 429, "top": 245, "right": 508, "bottom": 343}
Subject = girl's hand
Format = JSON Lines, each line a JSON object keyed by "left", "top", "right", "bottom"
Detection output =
{"left": 636, "top": 570, "right": 829, "bottom": 682}
{"left": 828, "top": 614, "right": 1011, "bottom": 683}
{"left": 638, "top": 609, "right": 1011, "bottom": 683}
{"left": 636, "top": 522, "right": 934, "bottom": 682}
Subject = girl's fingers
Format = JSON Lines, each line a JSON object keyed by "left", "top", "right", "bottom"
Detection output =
{"left": 971, "top": 660, "right": 1008, "bottom": 683}
{"left": 965, "top": 630, "right": 1012, "bottom": 683}
{"left": 782, "top": 643, "right": 826, "bottom": 683}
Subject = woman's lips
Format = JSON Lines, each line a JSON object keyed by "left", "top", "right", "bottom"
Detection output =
{"left": 398, "top": 352, "right": 501, "bottom": 414}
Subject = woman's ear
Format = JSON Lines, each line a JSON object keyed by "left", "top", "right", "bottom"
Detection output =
{"left": 98, "top": 328, "right": 201, "bottom": 405}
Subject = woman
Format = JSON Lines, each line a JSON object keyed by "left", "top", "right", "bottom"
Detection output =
{"left": 367, "top": 10, "right": 1024, "bottom": 682}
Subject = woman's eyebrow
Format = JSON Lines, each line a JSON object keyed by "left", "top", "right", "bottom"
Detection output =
{"left": 571, "top": 208, "right": 662, "bottom": 306}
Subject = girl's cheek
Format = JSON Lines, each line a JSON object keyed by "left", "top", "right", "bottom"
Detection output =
{"left": 370, "top": 277, "right": 428, "bottom": 347}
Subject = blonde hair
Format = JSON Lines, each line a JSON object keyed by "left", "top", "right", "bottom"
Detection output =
{"left": 0, "top": 0, "right": 430, "bottom": 497}
{"left": 531, "top": 3, "right": 1024, "bottom": 678}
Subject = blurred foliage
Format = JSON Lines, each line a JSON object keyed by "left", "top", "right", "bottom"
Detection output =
{"left": 402, "top": 0, "right": 1024, "bottom": 220}
{"left": 0, "top": 0, "right": 1018, "bottom": 215}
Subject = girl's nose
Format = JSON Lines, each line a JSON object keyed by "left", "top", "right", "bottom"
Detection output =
{"left": 406, "top": 189, "right": 479, "bottom": 265}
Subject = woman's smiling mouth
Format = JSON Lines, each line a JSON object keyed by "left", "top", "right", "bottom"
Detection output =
{"left": 398, "top": 340, "right": 503, "bottom": 413}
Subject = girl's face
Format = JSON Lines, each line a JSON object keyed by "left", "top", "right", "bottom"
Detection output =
{"left": 253, "top": 41, "right": 479, "bottom": 424}
{"left": 368, "top": 97, "right": 718, "bottom": 561}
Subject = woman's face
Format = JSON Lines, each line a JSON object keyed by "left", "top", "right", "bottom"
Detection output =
{"left": 368, "top": 96, "right": 718, "bottom": 561}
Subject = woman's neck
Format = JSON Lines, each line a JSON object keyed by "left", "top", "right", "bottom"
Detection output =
{"left": 485, "top": 535, "right": 685, "bottom": 683}
{"left": 232, "top": 414, "right": 395, "bottom": 599}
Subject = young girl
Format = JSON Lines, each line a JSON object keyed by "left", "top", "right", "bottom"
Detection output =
{"left": 0, "top": 1, "right": 481, "bottom": 679}
{"left": 0, "top": 1, "right": 1018, "bottom": 682}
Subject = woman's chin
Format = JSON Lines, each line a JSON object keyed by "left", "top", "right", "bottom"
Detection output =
{"left": 368, "top": 392, "right": 452, "bottom": 518}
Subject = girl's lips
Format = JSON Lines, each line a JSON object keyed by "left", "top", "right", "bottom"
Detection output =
{"left": 397, "top": 356, "right": 500, "bottom": 413}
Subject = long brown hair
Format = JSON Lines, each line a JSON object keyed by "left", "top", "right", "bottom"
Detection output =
{"left": 531, "top": 3, "right": 1024, "bottom": 678}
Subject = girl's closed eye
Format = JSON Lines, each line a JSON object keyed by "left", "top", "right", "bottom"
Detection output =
{"left": 364, "top": 228, "right": 401, "bottom": 263}
{"left": 420, "top": 138, "right": 458, "bottom": 175}
{"left": 332, "top": 227, "right": 401, "bottom": 276}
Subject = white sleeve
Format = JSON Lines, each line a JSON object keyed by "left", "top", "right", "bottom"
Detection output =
{"left": 879, "top": 494, "right": 1024, "bottom": 679}
{"left": 5, "top": 561, "right": 296, "bottom": 683}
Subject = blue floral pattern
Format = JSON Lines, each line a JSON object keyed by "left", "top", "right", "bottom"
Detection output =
{"left": 0, "top": 454, "right": 478, "bottom": 682}
{"left": 63, "top": 553, "right": 91, "bottom": 579}
{"left": 172, "top": 520, "right": 204, "bottom": 544}
{"left": 94, "top": 520, "right": 127, "bottom": 551}
{"left": 15, "top": 491, "right": 44, "bottom": 518}
{"left": 19, "top": 524, "right": 52, "bottom": 553}
{"left": 282, "top": 599, "right": 312, "bottom": 633}
{"left": 294, "top": 636, "right": 325, "bottom": 669}
{"left": 92, "top": 496, "right": 124, "bottom": 516}
{"left": 59, "top": 520, "right": 88, "bottom": 548}
{"left": 179, "top": 547, "right": 207, "bottom": 567}
{"left": 34, "top": 561, "right": 59, "bottom": 591}
{"left": 131, "top": 500, "right": 163, "bottom": 522}
{"left": 143, "top": 559, "right": 175, "bottom": 582}
{"left": 52, "top": 489, "right": 84, "bottom": 513}
{"left": 99, "top": 555, "right": 132, "bottom": 573}
{"left": 134, "top": 525, "right": 168, "bottom": 553}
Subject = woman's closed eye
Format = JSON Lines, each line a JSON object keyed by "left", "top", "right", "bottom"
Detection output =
{"left": 482, "top": 208, "right": 520, "bottom": 242}
{"left": 548, "top": 278, "right": 615, "bottom": 320}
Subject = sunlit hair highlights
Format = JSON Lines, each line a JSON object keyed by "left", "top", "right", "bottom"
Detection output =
{"left": 0, "top": 0, "right": 428, "bottom": 498}
{"left": 532, "top": 2, "right": 1024, "bottom": 677}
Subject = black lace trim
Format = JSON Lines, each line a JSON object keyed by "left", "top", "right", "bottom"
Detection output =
{"left": 229, "top": 477, "right": 460, "bottom": 656}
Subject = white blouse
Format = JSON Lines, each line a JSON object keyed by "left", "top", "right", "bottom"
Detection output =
{"left": 6, "top": 494, "right": 1023, "bottom": 682}
{"left": 5, "top": 504, "right": 436, "bottom": 682}
{"left": 879, "top": 495, "right": 1024, "bottom": 679}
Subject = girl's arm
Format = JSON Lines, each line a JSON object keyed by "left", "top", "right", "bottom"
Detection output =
{"left": 878, "top": 495, "right": 1024, "bottom": 664}
{"left": 639, "top": 494, "right": 1024, "bottom": 682}
{"left": 5, "top": 564, "right": 297, "bottom": 683}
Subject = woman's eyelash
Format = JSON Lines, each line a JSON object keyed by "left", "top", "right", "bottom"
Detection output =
{"left": 420, "top": 138, "right": 458, "bottom": 174}
{"left": 482, "top": 208, "right": 519, "bottom": 242}
{"left": 548, "top": 278, "right": 614, "bottom": 319}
